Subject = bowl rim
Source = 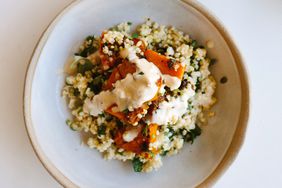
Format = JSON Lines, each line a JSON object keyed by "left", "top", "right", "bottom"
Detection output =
{"left": 23, "top": 0, "right": 250, "bottom": 187}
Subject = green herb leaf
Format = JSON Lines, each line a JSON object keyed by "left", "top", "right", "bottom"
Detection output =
{"left": 88, "top": 82, "right": 101, "bottom": 94}
{"left": 132, "top": 33, "right": 139, "bottom": 39}
{"left": 68, "top": 122, "right": 81, "bottom": 131}
{"left": 160, "top": 150, "right": 169, "bottom": 156}
{"left": 191, "top": 40, "right": 198, "bottom": 48}
{"left": 195, "top": 78, "right": 201, "bottom": 91}
{"left": 168, "top": 127, "right": 176, "bottom": 140}
{"left": 127, "top": 22, "right": 132, "bottom": 25}
{"left": 77, "top": 59, "right": 94, "bottom": 74}
{"left": 139, "top": 71, "right": 144, "bottom": 75}
{"left": 122, "top": 109, "right": 129, "bottom": 114}
{"left": 89, "top": 75, "right": 104, "bottom": 94}
{"left": 98, "top": 113, "right": 105, "bottom": 118}
{"left": 105, "top": 114, "right": 113, "bottom": 122}
{"left": 75, "top": 35, "right": 98, "bottom": 57}
{"left": 66, "top": 119, "right": 72, "bottom": 126}
{"left": 132, "top": 157, "right": 143, "bottom": 172}
{"left": 142, "top": 124, "right": 149, "bottom": 136}
{"left": 116, "top": 120, "right": 124, "bottom": 129}
{"left": 184, "top": 124, "right": 202, "bottom": 143}
{"left": 97, "top": 124, "right": 106, "bottom": 136}
{"left": 187, "top": 101, "right": 193, "bottom": 111}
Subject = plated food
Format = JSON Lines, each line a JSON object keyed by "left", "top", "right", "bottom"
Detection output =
{"left": 62, "top": 19, "right": 216, "bottom": 172}
{"left": 24, "top": 0, "right": 249, "bottom": 186}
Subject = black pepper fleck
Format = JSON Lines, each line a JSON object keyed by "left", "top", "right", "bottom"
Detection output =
{"left": 210, "top": 58, "right": 217, "bottom": 66}
{"left": 220, "top": 76, "right": 228, "bottom": 84}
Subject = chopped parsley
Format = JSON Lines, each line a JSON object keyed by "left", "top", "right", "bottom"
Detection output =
{"left": 97, "top": 124, "right": 106, "bottom": 136}
{"left": 142, "top": 124, "right": 149, "bottom": 137}
{"left": 122, "top": 109, "right": 130, "bottom": 114}
{"left": 66, "top": 119, "right": 72, "bottom": 126}
{"left": 98, "top": 113, "right": 105, "bottom": 118}
{"left": 187, "top": 101, "right": 193, "bottom": 111}
{"left": 160, "top": 151, "right": 169, "bottom": 157}
{"left": 116, "top": 120, "right": 124, "bottom": 129}
{"left": 132, "top": 157, "right": 143, "bottom": 172}
{"left": 75, "top": 35, "right": 98, "bottom": 57}
{"left": 88, "top": 75, "right": 104, "bottom": 94}
{"left": 191, "top": 39, "right": 198, "bottom": 48}
{"left": 195, "top": 78, "right": 201, "bottom": 91}
{"left": 105, "top": 114, "right": 113, "bottom": 122}
{"left": 77, "top": 59, "right": 94, "bottom": 74}
{"left": 167, "top": 127, "right": 176, "bottom": 140}
{"left": 132, "top": 33, "right": 139, "bottom": 39}
{"left": 184, "top": 124, "right": 202, "bottom": 143}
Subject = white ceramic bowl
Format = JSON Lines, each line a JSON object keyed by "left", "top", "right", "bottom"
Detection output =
{"left": 24, "top": 0, "right": 249, "bottom": 187}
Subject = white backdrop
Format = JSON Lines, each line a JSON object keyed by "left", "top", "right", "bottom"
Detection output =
{"left": 0, "top": 0, "right": 281, "bottom": 187}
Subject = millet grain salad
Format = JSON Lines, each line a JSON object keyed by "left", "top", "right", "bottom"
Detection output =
{"left": 62, "top": 19, "right": 216, "bottom": 172}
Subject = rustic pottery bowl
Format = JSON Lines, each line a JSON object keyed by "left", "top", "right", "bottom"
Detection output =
{"left": 24, "top": 0, "right": 249, "bottom": 187}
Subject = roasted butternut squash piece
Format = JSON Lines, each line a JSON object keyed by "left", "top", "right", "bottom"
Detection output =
{"left": 144, "top": 49, "right": 185, "bottom": 79}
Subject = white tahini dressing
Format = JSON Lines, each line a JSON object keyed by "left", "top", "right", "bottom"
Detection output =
{"left": 150, "top": 86, "right": 195, "bottom": 125}
{"left": 162, "top": 74, "right": 181, "bottom": 90}
{"left": 84, "top": 47, "right": 161, "bottom": 116}
{"left": 122, "top": 127, "right": 139, "bottom": 142}
{"left": 84, "top": 46, "right": 183, "bottom": 116}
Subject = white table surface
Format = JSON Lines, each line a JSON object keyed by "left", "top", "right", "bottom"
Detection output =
{"left": 1, "top": 0, "right": 281, "bottom": 187}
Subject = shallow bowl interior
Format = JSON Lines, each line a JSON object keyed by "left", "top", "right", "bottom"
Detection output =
{"left": 24, "top": 0, "right": 249, "bottom": 187}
